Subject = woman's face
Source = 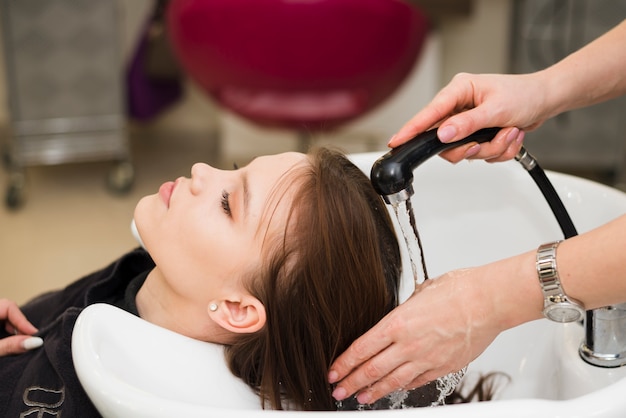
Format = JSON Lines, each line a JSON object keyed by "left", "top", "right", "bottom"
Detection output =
{"left": 134, "top": 152, "right": 309, "bottom": 307}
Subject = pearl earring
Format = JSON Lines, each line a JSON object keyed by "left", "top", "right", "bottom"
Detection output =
{"left": 209, "top": 303, "right": 218, "bottom": 312}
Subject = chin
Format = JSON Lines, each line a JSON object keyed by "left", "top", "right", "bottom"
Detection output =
{"left": 133, "top": 197, "right": 155, "bottom": 249}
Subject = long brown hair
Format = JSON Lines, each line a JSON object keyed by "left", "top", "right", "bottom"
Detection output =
{"left": 225, "top": 147, "right": 401, "bottom": 410}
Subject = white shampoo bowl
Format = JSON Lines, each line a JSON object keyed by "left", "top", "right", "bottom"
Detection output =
{"left": 73, "top": 153, "right": 626, "bottom": 417}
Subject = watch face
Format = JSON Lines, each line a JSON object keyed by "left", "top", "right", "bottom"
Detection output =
{"left": 545, "top": 304, "right": 584, "bottom": 323}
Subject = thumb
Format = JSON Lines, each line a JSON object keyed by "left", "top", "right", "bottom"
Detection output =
{"left": 436, "top": 106, "right": 500, "bottom": 144}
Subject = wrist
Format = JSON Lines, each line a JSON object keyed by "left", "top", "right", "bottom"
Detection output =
{"left": 531, "top": 68, "right": 571, "bottom": 119}
{"left": 536, "top": 241, "right": 585, "bottom": 322}
{"left": 482, "top": 251, "right": 544, "bottom": 331}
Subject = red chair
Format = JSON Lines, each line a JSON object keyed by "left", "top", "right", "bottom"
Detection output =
{"left": 166, "top": 0, "right": 429, "bottom": 145}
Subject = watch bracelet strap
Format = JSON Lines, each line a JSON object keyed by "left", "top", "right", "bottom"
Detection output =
{"left": 536, "top": 240, "right": 583, "bottom": 305}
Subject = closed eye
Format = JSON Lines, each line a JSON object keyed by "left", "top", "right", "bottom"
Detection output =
{"left": 221, "top": 190, "right": 232, "bottom": 216}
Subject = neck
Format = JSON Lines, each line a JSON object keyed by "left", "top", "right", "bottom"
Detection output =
{"left": 135, "top": 269, "right": 234, "bottom": 344}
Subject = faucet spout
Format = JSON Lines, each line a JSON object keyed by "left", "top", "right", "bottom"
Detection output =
{"left": 580, "top": 303, "right": 626, "bottom": 367}
{"left": 370, "top": 127, "right": 500, "bottom": 205}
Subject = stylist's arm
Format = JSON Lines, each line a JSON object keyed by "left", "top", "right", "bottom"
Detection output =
{"left": 0, "top": 298, "right": 43, "bottom": 356}
{"left": 388, "top": 18, "right": 626, "bottom": 163}
{"left": 330, "top": 214, "right": 626, "bottom": 404}
{"left": 329, "top": 19, "right": 626, "bottom": 404}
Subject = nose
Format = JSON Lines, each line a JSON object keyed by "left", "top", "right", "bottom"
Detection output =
{"left": 190, "top": 162, "right": 216, "bottom": 195}
{"left": 191, "top": 162, "right": 212, "bottom": 176}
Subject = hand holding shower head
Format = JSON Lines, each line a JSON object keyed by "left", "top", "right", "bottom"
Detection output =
{"left": 370, "top": 126, "right": 623, "bottom": 368}
{"left": 370, "top": 127, "right": 500, "bottom": 205}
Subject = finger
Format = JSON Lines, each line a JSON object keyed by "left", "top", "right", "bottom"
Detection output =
{"left": 485, "top": 129, "right": 525, "bottom": 163}
{"left": 438, "top": 143, "right": 481, "bottom": 163}
{"left": 359, "top": 363, "right": 467, "bottom": 405}
{"left": 353, "top": 361, "right": 426, "bottom": 405}
{"left": 467, "top": 127, "right": 518, "bottom": 161}
{"left": 434, "top": 101, "right": 512, "bottom": 146}
{"left": 328, "top": 321, "right": 396, "bottom": 384}
{"left": 328, "top": 311, "right": 402, "bottom": 383}
{"left": 332, "top": 343, "right": 408, "bottom": 401}
{"left": 406, "top": 72, "right": 493, "bottom": 145}
{"left": 389, "top": 77, "right": 476, "bottom": 148}
{"left": 5, "top": 322, "right": 17, "bottom": 335}
{"left": 4, "top": 302, "right": 37, "bottom": 335}
{"left": 0, "top": 335, "right": 43, "bottom": 356}
{"left": 439, "top": 127, "right": 519, "bottom": 163}
{"left": 389, "top": 108, "right": 445, "bottom": 148}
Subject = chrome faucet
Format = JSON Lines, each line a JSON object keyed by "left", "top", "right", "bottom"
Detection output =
{"left": 371, "top": 127, "right": 626, "bottom": 368}
{"left": 580, "top": 303, "right": 626, "bottom": 367}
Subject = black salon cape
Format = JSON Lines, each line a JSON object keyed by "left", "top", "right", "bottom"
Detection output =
{"left": 0, "top": 248, "right": 154, "bottom": 417}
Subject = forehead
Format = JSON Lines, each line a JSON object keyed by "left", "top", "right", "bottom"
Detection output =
{"left": 248, "top": 152, "right": 308, "bottom": 171}
{"left": 249, "top": 152, "right": 311, "bottom": 239}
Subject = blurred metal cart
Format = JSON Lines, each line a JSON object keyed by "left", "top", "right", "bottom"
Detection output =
{"left": 0, "top": 0, "right": 134, "bottom": 209}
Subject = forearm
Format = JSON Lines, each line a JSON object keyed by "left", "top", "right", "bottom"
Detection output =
{"left": 558, "top": 214, "right": 626, "bottom": 310}
{"left": 538, "top": 19, "right": 626, "bottom": 118}
{"left": 486, "top": 213, "right": 626, "bottom": 331}
{"left": 475, "top": 248, "right": 543, "bottom": 331}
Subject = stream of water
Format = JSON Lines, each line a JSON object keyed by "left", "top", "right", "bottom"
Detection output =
{"left": 390, "top": 198, "right": 466, "bottom": 407}
{"left": 393, "top": 199, "right": 429, "bottom": 285}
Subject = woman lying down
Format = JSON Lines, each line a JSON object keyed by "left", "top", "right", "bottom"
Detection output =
{"left": 0, "top": 147, "right": 501, "bottom": 415}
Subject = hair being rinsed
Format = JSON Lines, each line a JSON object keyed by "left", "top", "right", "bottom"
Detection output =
{"left": 225, "top": 147, "right": 401, "bottom": 410}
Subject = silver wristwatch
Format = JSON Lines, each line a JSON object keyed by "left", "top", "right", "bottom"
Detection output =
{"left": 536, "top": 241, "right": 585, "bottom": 323}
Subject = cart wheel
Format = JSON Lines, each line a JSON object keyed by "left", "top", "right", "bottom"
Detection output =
{"left": 5, "top": 172, "right": 25, "bottom": 209}
{"left": 106, "top": 161, "right": 134, "bottom": 194}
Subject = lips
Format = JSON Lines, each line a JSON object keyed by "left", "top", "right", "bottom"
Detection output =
{"left": 159, "top": 181, "right": 176, "bottom": 207}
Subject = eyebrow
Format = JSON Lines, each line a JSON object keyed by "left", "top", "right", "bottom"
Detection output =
{"left": 242, "top": 170, "right": 250, "bottom": 222}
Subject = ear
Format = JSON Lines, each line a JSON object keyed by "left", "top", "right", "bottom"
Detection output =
{"left": 208, "top": 295, "right": 266, "bottom": 334}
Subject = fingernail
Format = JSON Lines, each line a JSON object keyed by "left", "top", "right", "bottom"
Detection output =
{"left": 23, "top": 337, "right": 43, "bottom": 351}
{"left": 356, "top": 392, "right": 371, "bottom": 405}
{"left": 437, "top": 125, "right": 457, "bottom": 143}
{"left": 386, "top": 134, "right": 397, "bottom": 147}
{"left": 505, "top": 127, "right": 519, "bottom": 144}
{"left": 328, "top": 370, "right": 339, "bottom": 383}
{"left": 516, "top": 130, "right": 525, "bottom": 145}
{"left": 332, "top": 387, "right": 347, "bottom": 401}
{"left": 464, "top": 144, "right": 481, "bottom": 158}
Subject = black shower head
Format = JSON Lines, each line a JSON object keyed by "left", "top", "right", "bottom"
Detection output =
{"left": 370, "top": 127, "right": 500, "bottom": 205}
